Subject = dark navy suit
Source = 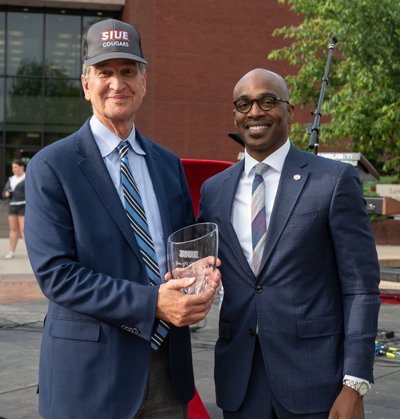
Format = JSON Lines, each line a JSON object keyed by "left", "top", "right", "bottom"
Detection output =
{"left": 198, "top": 144, "right": 380, "bottom": 415}
{"left": 25, "top": 119, "right": 196, "bottom": 419}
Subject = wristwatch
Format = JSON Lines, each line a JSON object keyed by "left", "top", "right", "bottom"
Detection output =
{"left": 342, "top": 379, "right": 369, "bottom": 396}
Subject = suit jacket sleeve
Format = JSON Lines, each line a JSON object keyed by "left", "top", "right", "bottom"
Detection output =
{"left": 197, "top": 182, "right": 208, "bottom": 223}
{"left": 329, "top": 163, "right": 380, "bottom": 382}
{"left": 25, "top": 153, "right": 160, "bottom": 341}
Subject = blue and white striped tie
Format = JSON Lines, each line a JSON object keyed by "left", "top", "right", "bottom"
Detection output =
{"left": 118, "top": 141, "right": 169, "bottom": 350}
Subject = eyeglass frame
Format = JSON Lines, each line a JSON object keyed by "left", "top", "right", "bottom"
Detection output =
{"left": 233, "top": 94, "right": 290, "bottom": 114}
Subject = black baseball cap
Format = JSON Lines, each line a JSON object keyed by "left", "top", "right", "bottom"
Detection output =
{"left": 82, "top": 19, "right": 147, "bottom": 66}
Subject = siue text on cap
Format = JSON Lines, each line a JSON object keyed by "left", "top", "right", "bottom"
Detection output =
{"left": 82, "top": 19, "right": 147, "bottom": 66}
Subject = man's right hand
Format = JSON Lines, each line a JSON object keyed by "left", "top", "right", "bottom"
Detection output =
{"left": 328, "top": 385, "right": 365, "bottom": 419}
{"left": 155, "top": 277, "right": 215, "bottom": 327}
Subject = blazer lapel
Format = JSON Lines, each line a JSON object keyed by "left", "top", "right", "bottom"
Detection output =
{"left": 135, "top": 130, "right": 172, "bottom": 247}
{"left": 220, "top": 161, "right": 255, "bottom": 283}
{"left": 259, "top": 145, "right": 309, "bottom": 274}
{"left": 76, "top": 121, "right": 144, "bottom": 263}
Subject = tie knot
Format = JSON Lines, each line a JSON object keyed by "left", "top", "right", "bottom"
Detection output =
{"left": 254, "top": 163, "right": 268, "bottom": 177}
{"left": 117, "top": 140, "right": 129, "bottom": 159}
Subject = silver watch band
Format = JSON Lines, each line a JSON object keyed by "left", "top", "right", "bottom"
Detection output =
{"left": 343, "top": 379, "right": 369, "bottom": 396}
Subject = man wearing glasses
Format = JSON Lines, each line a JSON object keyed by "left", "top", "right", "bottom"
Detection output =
{"left": 198, "top": 68, "right": 380, "bottom": 418}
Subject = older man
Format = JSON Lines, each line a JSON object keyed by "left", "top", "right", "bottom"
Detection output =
{"left": 25, "top": 19, "right": 218, "bottom": 419}
{"left": 198, "top": 68, "right": 380, "bottom": 419}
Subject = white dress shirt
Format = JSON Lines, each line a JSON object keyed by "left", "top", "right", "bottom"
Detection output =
{"left": 230, "top": 139, "right": 369, "bottom": 387}
{"left": 90, "top": 116, "right": 167, "bottom": 281}
{"left": 231, "top": 139, "right": 290, "bottom": 272}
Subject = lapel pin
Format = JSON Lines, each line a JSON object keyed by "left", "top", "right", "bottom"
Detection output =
{"left": 293, "top": 174, "right": 301, "bottom": 181}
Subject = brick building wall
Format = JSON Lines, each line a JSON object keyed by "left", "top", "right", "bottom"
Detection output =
{"left": 371, "top": 219, "right": 400, "bottom": 246}
{"left": 122, "top": 0, "right": 319, "bottom": 163}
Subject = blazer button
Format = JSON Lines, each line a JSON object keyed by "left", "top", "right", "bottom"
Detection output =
{"left": 255, "top": 285, "right": 263, "bottom": 293}
{"left": 248, "top": 329, "right": 255, "bottom": 336}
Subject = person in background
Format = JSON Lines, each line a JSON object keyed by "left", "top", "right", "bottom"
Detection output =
{"left": 2, "top": 159, "right": 26, "bottom": 259}
{"left": 198, "top": 68, "right": 380, "bottom": 419}
{"left": 25, "top": 19, "right": 219, "bottom": 419}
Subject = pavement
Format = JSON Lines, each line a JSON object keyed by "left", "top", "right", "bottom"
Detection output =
{"left": 1, "top": 198, "right": 400, "bottom": 418}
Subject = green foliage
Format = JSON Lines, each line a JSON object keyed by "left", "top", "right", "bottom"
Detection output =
{"left": 268, "top": 0, "right": 400, "bottom": 178}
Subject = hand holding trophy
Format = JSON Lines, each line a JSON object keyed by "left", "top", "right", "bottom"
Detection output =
{"left": 167, "top": 223, "right": 219, "bottom": 295}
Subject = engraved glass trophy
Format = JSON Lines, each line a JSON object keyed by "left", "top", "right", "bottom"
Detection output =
{"left": 167, "top": 222, "right": 219, "bottom": 295}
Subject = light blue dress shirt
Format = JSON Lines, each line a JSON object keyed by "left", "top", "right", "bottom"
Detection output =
{"left": 89, "top": 116, "right": 167, "bottom": 282}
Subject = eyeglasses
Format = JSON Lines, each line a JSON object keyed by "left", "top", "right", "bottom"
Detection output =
{"left": 233, "top": 95, "right": 289, "bottom": 114}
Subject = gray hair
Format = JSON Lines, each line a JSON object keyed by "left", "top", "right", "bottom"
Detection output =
{"left": 82, "top": 61, "right": 146, "bottom": 82}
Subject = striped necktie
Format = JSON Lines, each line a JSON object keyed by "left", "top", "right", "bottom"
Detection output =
{"left": 251, "top": 163, "right": 269, "bottom": 276}
{"left": 118, "top": 140, "right": 169, "bottom": 350}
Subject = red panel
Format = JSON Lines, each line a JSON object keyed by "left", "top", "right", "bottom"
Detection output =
{"left": 181, "top": 159, "right": 234, "bottom": 218}
{"left": 189, "top": 387, "right": 211, "bottom": 419}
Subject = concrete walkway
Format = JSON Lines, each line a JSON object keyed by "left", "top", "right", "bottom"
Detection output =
{"left": 1, "top": 197, "right": 400, "bottom": 418}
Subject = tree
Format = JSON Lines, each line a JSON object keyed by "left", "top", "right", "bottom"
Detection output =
{"left": 268, "top": 0, "right": 400, "bottom": 177}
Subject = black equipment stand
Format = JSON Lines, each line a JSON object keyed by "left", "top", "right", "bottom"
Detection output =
{"left": 307, "top": 35, "right": 338, "bottom": 155}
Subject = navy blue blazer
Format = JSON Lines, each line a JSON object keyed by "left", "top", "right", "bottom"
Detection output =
{"left": 25, "top": 119, "right": 196, "bottom": 419}
{"left": 198, "top": 144, "right": 381, "bottom": 415}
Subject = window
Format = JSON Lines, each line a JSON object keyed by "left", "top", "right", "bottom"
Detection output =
{"left": 0, "top": 7, "right": 118, "bottom": 187}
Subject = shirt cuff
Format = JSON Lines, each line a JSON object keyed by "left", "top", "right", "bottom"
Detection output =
{"left": 344, "top": 375, "right": 371, "bottom": 389}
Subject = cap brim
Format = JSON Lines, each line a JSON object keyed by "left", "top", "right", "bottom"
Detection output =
{"left": 84, "top": 52, "right": 147, "bottom": 66}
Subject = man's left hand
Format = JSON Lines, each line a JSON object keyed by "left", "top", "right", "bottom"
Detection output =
{"left": 328, "top": 385, "right": 365, "bottom": 419}
{"left": 165, "top": 257, "right": 221, "bottom": 293}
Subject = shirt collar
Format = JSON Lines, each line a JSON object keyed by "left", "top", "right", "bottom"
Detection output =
{"left": 244, "top": 138, "right": 291, "bottom": 176}
{"left": 90, "top": 115, "right": 145, "bottom": 158}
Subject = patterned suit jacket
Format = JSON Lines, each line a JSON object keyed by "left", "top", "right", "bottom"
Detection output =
{"left": 198, "top": 144, "right": 380, "bottom": 414}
